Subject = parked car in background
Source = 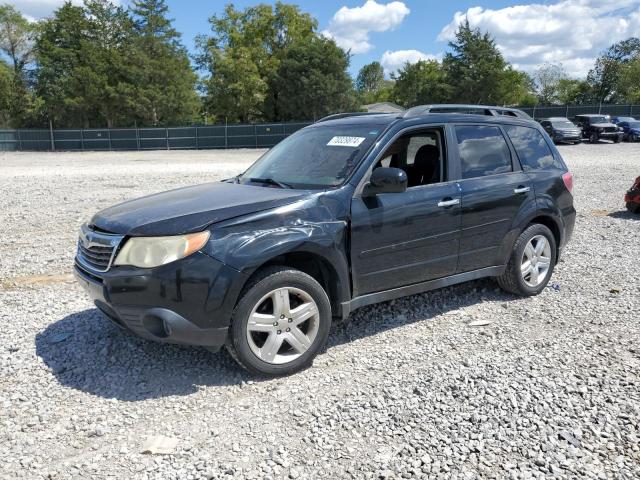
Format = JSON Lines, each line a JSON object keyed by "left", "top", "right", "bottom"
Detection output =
{"left": 74, "top": 108, "right": 575, "bottom": 376}
{"left": 612, "top": 116, "right": 636, "bottom": 125}
{"left": 625, "top": 176, "right": 640, "bottom": 213}
{"left": 574, "top": 114, "right": 623, "bottom": 144}
{"left": 616, "top": 120, "right": 640, "bottom": 142}
{"left": 540, "top": 117, "right": 582, "bottom": 144}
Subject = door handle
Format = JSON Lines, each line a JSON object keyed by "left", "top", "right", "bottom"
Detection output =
{"left": 437, "top": 198, "right": 460, "bottom": 208}
{"left": 514, "top": 186, "right": 531, "bottom": 194}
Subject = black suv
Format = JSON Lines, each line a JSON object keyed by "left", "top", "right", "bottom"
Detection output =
{"left": 539, "top": 117, "right": 582, "bottom": 144}
{"left": 574, "top": 114, "right": 623, "bottom": 143}
{"left": 75, "top": 109, "right": 576, "bottom": 376}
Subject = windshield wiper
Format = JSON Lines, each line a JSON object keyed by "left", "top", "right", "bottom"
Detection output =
{"left": 247, "top": 177, "right": 293, "bottom": 189}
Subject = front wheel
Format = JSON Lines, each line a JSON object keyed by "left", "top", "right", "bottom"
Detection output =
{"left": 613, "top": 135, "right": 621, "bottom": 143}
{"left": 627, "top": 201, "right": 640, "bottom": 214}
{"left": 226, "top": 266, "right": 331, "bottom": 376}
{"left": 589, "top": 132, "right": 599, "bottom": 144}
{"left": 497, "top": 224, "right": 557, "bottom": 296}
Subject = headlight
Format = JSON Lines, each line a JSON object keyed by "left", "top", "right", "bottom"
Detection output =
{"left": 114, "top": 231, "right": 210, "bottom": 268}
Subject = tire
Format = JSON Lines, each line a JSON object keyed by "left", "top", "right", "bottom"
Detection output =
{"left": 613, "top": 135, "right": 621, "bottom": 143}
{"left": 497, "top": 224, "right": 557, "bottom": 296}
{"left": 226, "top": 266, "right": 331, "bottom": 377}
{"left": 627, "top": 201, "right": 640, "bottom": 214}
{"left": 589, "top": 132, "right": 599, "bottom": 144}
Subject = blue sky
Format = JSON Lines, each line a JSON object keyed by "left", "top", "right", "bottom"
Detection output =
{"left": 10, "top": 0, "right": 640, "bottom": 78}
{"left": 165, "top": 0, "right": 518, "bottom": 74}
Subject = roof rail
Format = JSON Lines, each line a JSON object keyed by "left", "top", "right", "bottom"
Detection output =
{"left": 402, "top": 104, "right": 532, "bottom": 120}
{"left": 315, "top": 112, "right": 384, "bottom": 123}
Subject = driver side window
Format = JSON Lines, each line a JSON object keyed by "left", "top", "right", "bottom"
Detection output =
{"left": 374, "top": 129, "right": 446, "bottom": 188}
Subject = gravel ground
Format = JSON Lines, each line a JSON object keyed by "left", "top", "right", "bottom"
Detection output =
{"left": 0, "top": 144, "right": 639, "bottom": 480}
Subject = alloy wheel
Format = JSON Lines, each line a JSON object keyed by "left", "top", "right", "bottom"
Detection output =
{"left": 246, "top": 287, "right": 320, "bottom": 364}
{"left": 520, "top": 235, "right": 552, "bottom": 287}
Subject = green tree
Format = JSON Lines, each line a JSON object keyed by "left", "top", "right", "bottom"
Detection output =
{"left": 618, "top": 56, "right": 640, "bottom": 103}
{"left": 0, "top": 4, "right": 36, "bottom": 126}
{"left": 0, "top": 4, "right": 34, "bottom": 75}
{"left": 499, "top": 67, "right": 536, "bottom": 106}
{"left": 587, "top": 37, "right": 640, "bottom": 103}
{"left": 129, "top": 0, "right": 199, "bottom": 125}
{"left": 273, "top": 36, "right": 356, "bottom": 121}
{"left": 197, "top": 2, "right": 352, "bottom": 122}
{"left": 0, "top": 58, "right": 12, "bottom": 126}
{"left": 35, "top": 1, "right": 137, "bottom": 127}
{"left": 534, "top": 63, "right": 567, "bottom": 105}
{"left": 355, "top": 62, "right": 385, "bottom": 93}
{"left": 443, "top": 19, "right": 528, "bottom": 105}
{"left": 391, "top": 60, "right": 450, "bottom": 107}
{"left": 556, "top": 78, "right": 591, "bottom": 104}
{"left": 204, "top": 46, "right": 267, "bottom": 123}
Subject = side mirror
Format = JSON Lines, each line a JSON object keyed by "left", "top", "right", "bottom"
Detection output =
{"left": 364, "top": 167, "right": 407, "bottom": 196}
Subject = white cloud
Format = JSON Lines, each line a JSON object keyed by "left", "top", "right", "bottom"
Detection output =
{"left": 380, "top": 49, "right": 438, "bottom": 76}
{"left": 438, "top": 0, "right": 640, "bottom": 78}
{"left": 322, "top": 0, "right": 410, "bottom": 54}
{"left": 8, "top": 0, "right": 104, "bottom": 20}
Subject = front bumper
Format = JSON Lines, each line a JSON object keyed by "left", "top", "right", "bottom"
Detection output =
{"left": 625, "top": 131, "right": 640, "bottom": 141}
{"left": 596, "top": 131, "right": 623, "bottom": 139}
{"left": 554, "top": 132, "right": 581, "bottom": 143}
{"left": 74, "top": 251, "right": 248, "bottom": 348}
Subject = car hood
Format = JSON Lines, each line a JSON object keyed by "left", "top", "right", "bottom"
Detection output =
{"left": 90, "top": 182, "right": 308, "bottom": 236}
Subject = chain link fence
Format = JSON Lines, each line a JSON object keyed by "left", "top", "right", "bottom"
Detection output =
{"left": 2, "top": 105, "right": 639, "bottom": 152}
{"left": 0, "top": 122, "right": 312, "bottom": 152}
{"left": 520, "top": 104, "right": 638, "bottom": 120}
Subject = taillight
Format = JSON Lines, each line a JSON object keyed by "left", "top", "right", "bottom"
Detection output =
{"left": 562, "top": 171, "right": 573, "bottom": 194}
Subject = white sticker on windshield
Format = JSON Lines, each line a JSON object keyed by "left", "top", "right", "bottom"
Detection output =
{"left": 327, "top": 136, "right": 366, "bottom": 147}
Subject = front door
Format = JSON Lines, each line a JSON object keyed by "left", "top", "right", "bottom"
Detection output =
{"left": 350, "top": 128, "right": 461, "bottom": 297}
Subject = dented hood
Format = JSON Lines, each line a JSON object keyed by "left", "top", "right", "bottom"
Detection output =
{"left": 90, "top": 182, "right": 307, "bottom": 236}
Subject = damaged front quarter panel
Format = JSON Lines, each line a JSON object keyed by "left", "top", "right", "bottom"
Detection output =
{"left": 201, "top": 191, "right": 352, "bottom": 306}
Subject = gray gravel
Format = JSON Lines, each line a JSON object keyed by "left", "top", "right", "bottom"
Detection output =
{"left": 1, "top": 144, "right": 639, "bottom": 479}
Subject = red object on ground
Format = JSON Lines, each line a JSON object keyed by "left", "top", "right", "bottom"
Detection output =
{"left": 624, "top": 175, "right": 640, "bottom": 213}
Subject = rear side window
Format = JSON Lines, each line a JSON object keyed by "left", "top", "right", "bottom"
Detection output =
{"left": 504, "top": 125, "right": 564, "bottom": 171}
{"left": 454, "top": 125, "right": 512, "bottom": 179}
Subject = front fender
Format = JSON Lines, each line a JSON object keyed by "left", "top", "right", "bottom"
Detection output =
{"left": 201, "top": 198, "right": 352, "bottom": 308}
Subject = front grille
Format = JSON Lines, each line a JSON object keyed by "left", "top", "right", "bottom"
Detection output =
{"left": 78, "top": 242, "right": 114, "bottom": 271}
{"left": 603, "top": 127, "right": 616, "bottom": 132}
{"left": 75, "top": 224, "right": 124, "bottom": 273}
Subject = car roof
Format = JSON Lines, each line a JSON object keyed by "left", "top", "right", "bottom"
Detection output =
{"left": 313, "top": 113, "right": 398, "bottom": 126}
{"left": 575, "top": 114, "right": 606, "bottom": 117}
{"left": 546, "top": 117, "right": 571, "bottom": 121}
{"left": 314, "top": 109, "right": 538, "bottom": 129}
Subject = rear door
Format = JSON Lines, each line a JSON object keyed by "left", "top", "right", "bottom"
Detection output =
{"left": 502, "top": 124, "right": 575, "bottom": 248}
{"left": 453, "top": 124, "right": 536, "bottom": 272}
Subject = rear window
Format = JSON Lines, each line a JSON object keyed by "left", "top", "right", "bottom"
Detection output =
{"left": 504, "top": 125, "right": 565, "bottom": 171}
{"left": 454, "top": 125, "right": 512, "bottom": 179}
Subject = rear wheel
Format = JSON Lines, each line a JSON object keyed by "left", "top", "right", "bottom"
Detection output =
{"left": 226, "top": 266, "right": 331, "bottom": 376}
{"left": 497, "top": 224, "right": 557, "bottom": 296}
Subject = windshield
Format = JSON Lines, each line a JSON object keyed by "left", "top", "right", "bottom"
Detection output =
{"left": 588, "top": 116, "right": 608, "bottom": 124}
{"left": 627, "top": 121, "right": 640, "bottom": 128}
{"left": 552, "top": 121, "right": 576, "bottom": 128}
{"left": 240, "top": 124, "right": 384, "bottom": 189}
